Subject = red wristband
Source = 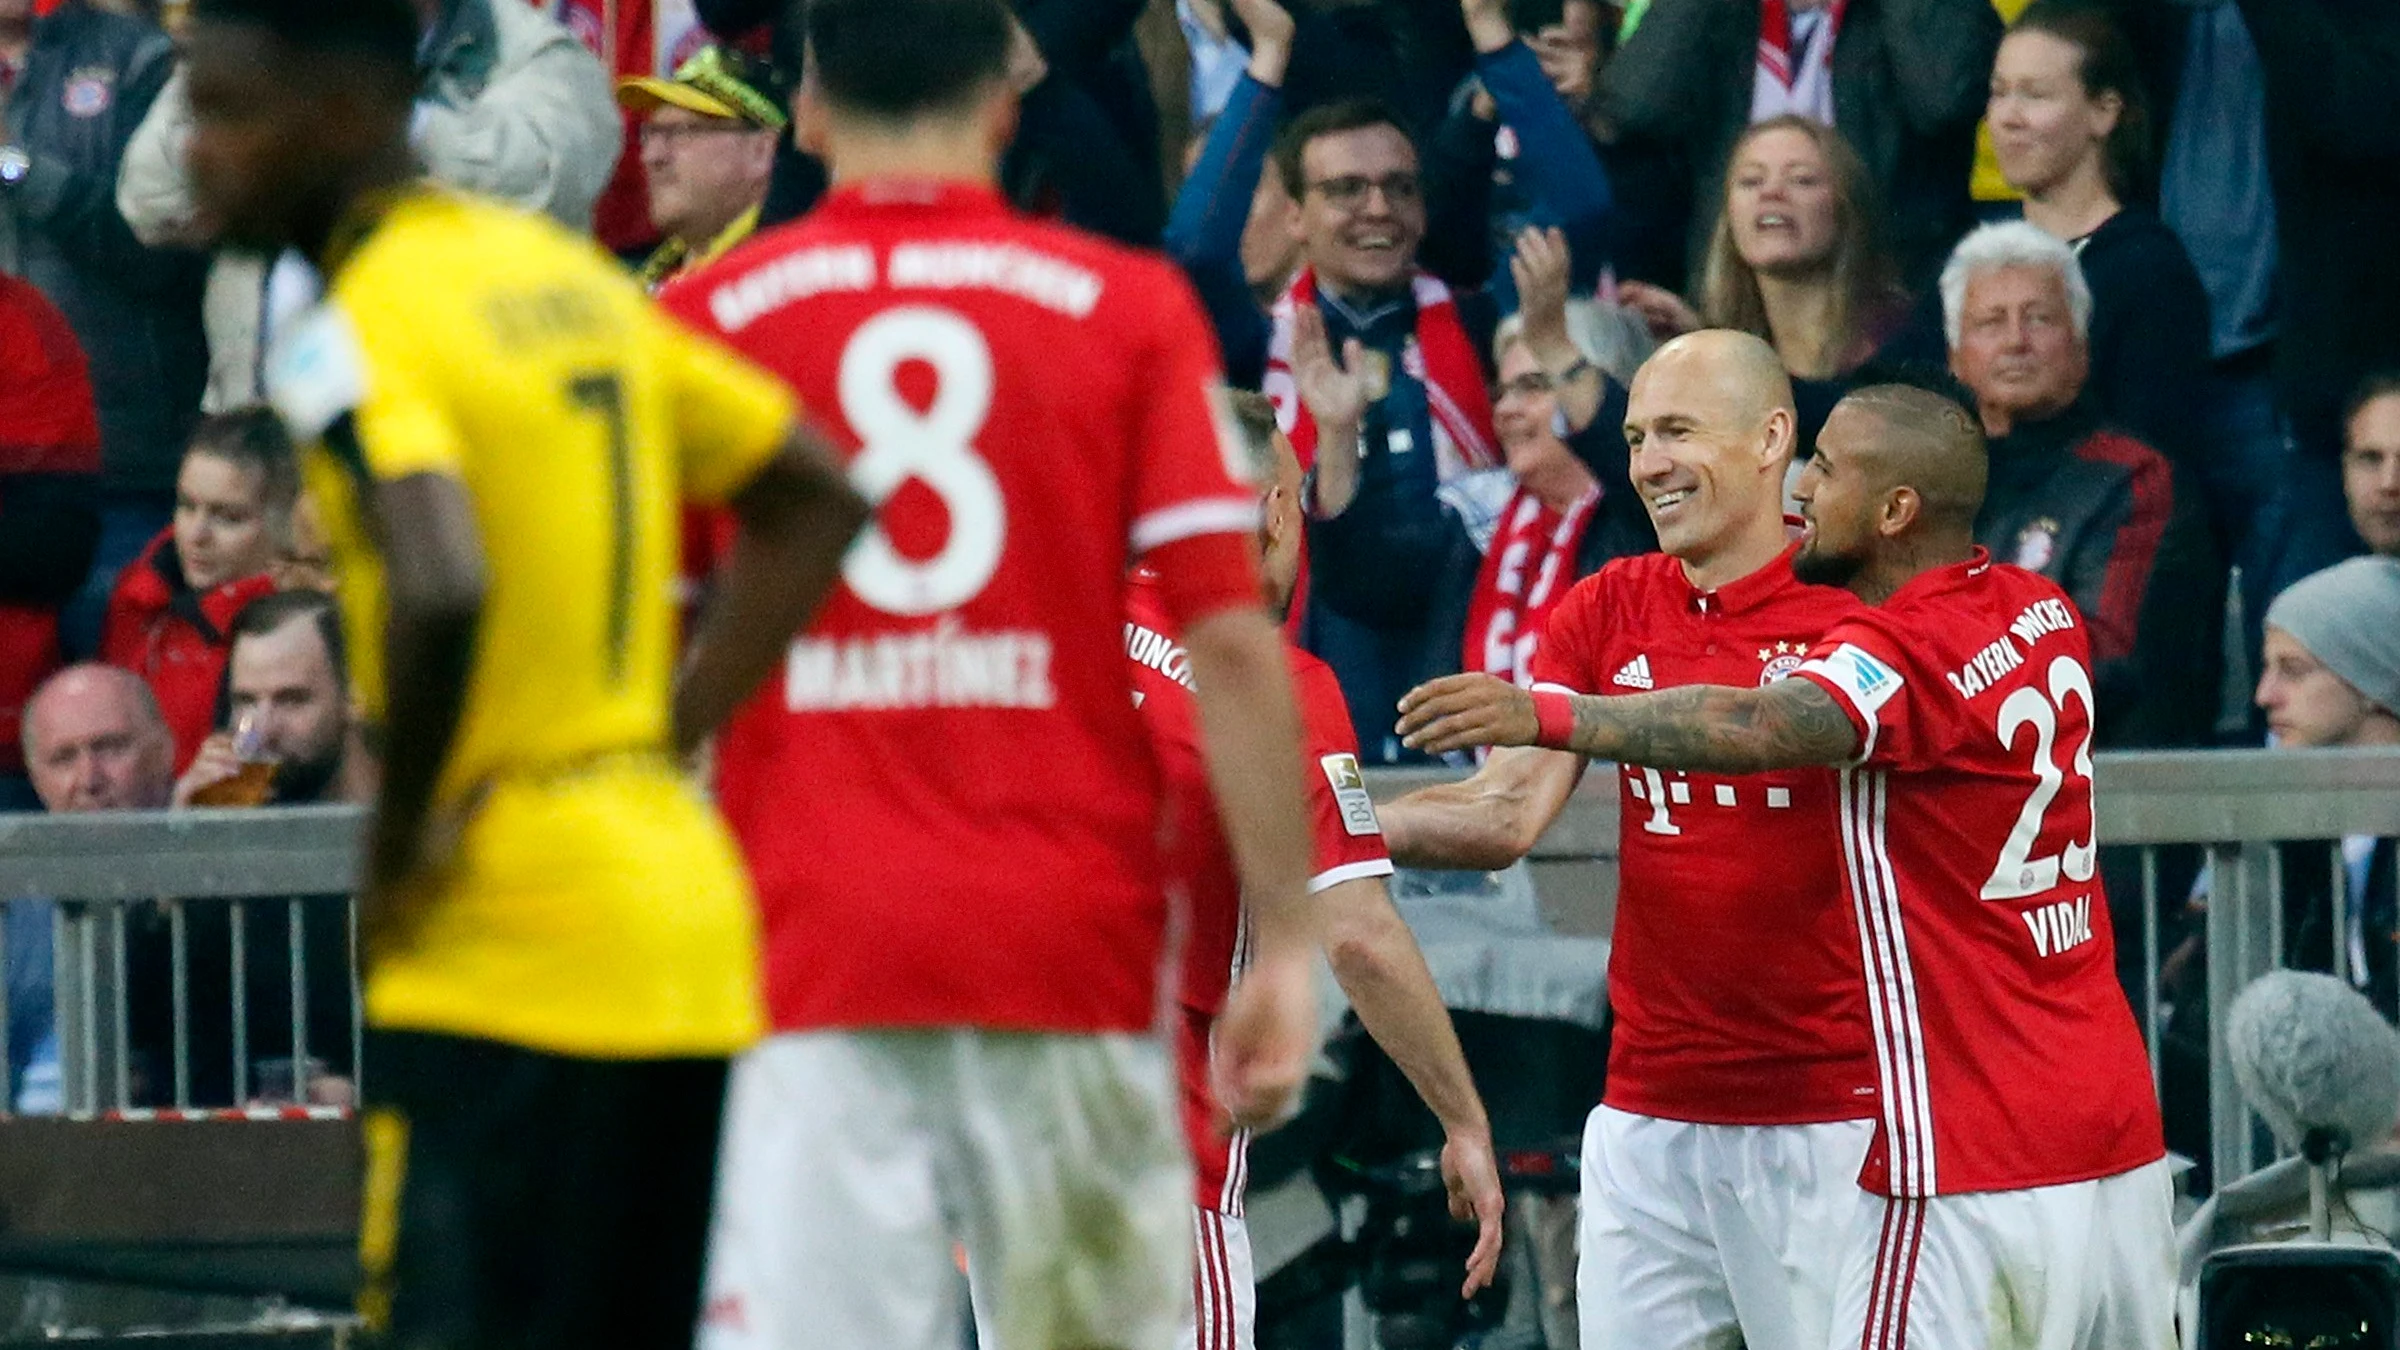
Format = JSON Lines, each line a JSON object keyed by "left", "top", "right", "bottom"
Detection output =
{"left": 1530, "top": 690, "right": 1576, "bottom": 750}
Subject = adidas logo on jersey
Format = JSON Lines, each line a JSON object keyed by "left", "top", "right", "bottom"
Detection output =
{"left": 1613, "top": 655, "right": 1654, "bottom": 690}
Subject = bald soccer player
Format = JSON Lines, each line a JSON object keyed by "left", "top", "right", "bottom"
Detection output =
{"left": 1375, "top": 330, "right": 1879, "bottom": 1350}
{"left": 1401, "top": 385, "right": 2172, "bottom": 1350}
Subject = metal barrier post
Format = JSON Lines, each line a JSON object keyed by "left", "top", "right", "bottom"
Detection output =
{"left": 2205, "top": 844, "right": 2280, "bottom": 1183}
{"left": 53, "top": 901, "right": 125, "bottom": 1117}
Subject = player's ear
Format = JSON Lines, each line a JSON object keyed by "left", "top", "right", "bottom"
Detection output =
{"left": 1879, "top": 485, "right": 1923, "bottom": 538}
{"left": 1759, "top": 407, "right": 1796, "bottom": 474}
{"left": 792, "top": 75, "right": 830, "bottom": 158}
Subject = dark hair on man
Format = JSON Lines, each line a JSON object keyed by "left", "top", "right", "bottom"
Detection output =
{"left": 1272, "top": 98, "right": 1418, "bottom": 200}
{"left": 186, "top": 406, "right": 302, "bottom": 518}
{"left": 189, "top": 0, "right": 420, "bottom": 73}
{"left": 2008, "top": 1, "right": 2155, "bottom": 204}
{"left": 218, "top": 589, "right": 348, "bottom": 725}
{"left": 806, "top": 0, "right": 1012, "bottom": 120}
{"left": 2345, "top": 371, "right": 2400, "bottom": 431}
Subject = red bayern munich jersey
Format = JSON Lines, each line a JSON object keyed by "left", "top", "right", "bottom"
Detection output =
{"left": 1125, "top": 570, "right": 1394, "bottom": 1211}
{"left": 1529, "top": 543, "right": 1880, "bottom": 1125}
{"left": 1796, "top": 550, "right": 2164, "bottom": 1197}
{"left": 666, "top": 181, "right": 1263, "bottom": 1035}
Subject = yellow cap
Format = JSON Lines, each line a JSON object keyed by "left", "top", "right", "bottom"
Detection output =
{"left": 616, "top": 46, "right": 786, "bottom": 132}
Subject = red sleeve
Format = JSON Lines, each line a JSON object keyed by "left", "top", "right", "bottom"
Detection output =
{"left": 1125, "top": 264, "right": 1262, "bottom": 563}
{"left": 1794, "top": 616, "right": 1924, "bottom": 772}
{"left": 1526, "top": 570, "right": 1609, "bottom": 694}
{"left": 1291, "top": 656, "right": 1396, "bottom": 893}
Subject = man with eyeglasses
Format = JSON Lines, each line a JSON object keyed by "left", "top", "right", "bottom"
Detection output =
{"left": 618, "top": 46, "right": 783, "bottom": 295}
{"left": 1163, "top": 0, "right": 1509, "bottom": 757}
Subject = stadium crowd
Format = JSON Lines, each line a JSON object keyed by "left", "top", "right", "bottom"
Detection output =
{"left": 3, "top": 0, "right": 2395, "bottom": 786}
{"left": 0, "top": 0, "right": 2398, "bottom": 1344}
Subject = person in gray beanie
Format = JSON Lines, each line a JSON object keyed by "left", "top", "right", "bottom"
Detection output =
{"left": 2258, "top": 556, "right": 2400, "bottom": 749}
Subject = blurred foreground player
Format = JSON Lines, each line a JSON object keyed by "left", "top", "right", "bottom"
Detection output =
{"left": 667, "top": 1, "right": 1323, "bottom": 1346}
{"left": 1400, "top": 386, "right": 2172, "bottom": 1349}
{"left": 179, "top": 2, "right": 868, "bottom": 1346}
{"left": 1129, "top": 393, "right": 1505, "bottom": 1348}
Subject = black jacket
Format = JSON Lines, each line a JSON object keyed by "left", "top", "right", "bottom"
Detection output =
{"left": 1597, "top": 0, "right": 2000, "bottom": 289}
{"left": 2284, "top": 837, "right": 2400, "bottom": 1024}
{"left": 1, "top": 1, "right": 204, "bottom": 495}
{"left": 1975, "top": 402, "right": 2223, "bottom": 749}
{"left": 1305, "top": 380, "right": 1658, "bottom": 756}
{"left": 2072, "top": 208, "right": 2213, "bottom": 473}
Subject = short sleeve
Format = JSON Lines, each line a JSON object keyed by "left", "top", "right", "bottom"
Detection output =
{"left": 269, "top": 300, "right": 467, "bottom": 484}
{"left": 1794, "top": 619, "right": 1923, "bottom": 771}
{"left": 1126, "top": 267, "right": 1261, "bottom": 556}
{"left": 648, "top": 308, "right": 798, "bottom": 507}
{"left": 1293, "top": 660, "right": 1396, "bottom": 894}
{"left": 1527, "top": 573, "right": 1608, "bottom": 695}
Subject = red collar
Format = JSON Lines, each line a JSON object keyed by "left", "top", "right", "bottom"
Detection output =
{"left": 1682, "top": 539, "right": 1808, "bottom": 618}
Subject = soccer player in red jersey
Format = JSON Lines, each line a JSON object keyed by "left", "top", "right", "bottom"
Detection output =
{"left": 1371, "top": 330, "right": 1881, "bottom": 1350}
{"left": 665, "top": 3, "right": 1324, "bottom": 1347}
{"left": 1398, "top": 385, "right": 2173, "bottom": 1349}
{"left": 1126, "top": 392, "right": 1503, "bottom": 1349}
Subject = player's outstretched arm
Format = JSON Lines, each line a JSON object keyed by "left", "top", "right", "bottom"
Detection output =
{"left": 361, "top": 472, "right": 488, "bottom": 946}
{"left": 1183, "top": 604, "right": 1319, "bottom": 1130}
{"left": 1319, "top": 875, "right": 1506, "bottom": 1295}
{"left": 1378, "top": 744, "right": 1584, "bottom": 871}
{"left": 673, "top": 428, "right": 869, "bottom": 757}
{"left": 1397, "top": 672, "right": 1861, "bottom": 773}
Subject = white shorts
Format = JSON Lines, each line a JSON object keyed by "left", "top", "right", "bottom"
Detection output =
{"left": 1830, "top": 1157, "right": 2176, "bottom": 1350}
{"left": 1577, "top": 1105, "right": 1877, "bottom": 1350}
{"left": 697, "top": 1028, "right": 1190, "bottom": 1350}
{"left": 1180, "top": 1208, "right": 1255, "bottom": 1350}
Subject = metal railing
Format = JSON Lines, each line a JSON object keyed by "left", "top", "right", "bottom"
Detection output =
{"left": 0, "top": 806, "right": 363, "bottom": 1117}
{"left": 0, "top": 750, "right": 2394, "bottom": 1189}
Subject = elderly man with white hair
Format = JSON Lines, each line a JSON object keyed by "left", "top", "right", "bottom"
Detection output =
{"left": 1941, "top": 219, "right": 2224, "bottom": 751}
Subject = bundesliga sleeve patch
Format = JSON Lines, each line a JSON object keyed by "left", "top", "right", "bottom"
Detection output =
{"left": 1802, "top": 643, "right": 1905, "bottom": 720}
{"left": 1319, "top": 753, "right": 1383, "bottom": 837}
{"left": 266, "top": 302, "right": 368, "bottom": 442}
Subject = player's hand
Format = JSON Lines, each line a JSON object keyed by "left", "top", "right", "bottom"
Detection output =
{"left": 358, "top": 787, "right": 483, "bottom": 961}
{"left": 1461, "top": 0, "right": 1516, "bottom": 53}
{"left": 1212, "top": 950, "right": 1317, "bottom": 1131}
{"left": 1232, "top": 0, "right": 1295, "bottom": 85}
{"left": 1510, "top": 226, "right": 1576, "bottom": 362}
{"left": 1617, "top": 280, "right": 1703, "bottom": 342}
{"left": 1397, "top": 674, "right": 1541, "bottom": 755}
{"left": 1441, "top": 1127, "right": 1506, "bottom": 1296}
{"left": 1289, "top": 305, "right": 1370, "bottom": 441}
{"left": 171, "top": 734, "right": 244, "bottom": 809}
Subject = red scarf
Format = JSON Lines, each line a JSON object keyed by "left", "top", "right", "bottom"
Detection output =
{"left": 1262, "top": 269, "right": 1498, "bottom": 476}
{"left": 1465, "top": 486, "right": 1599, "bottom": 687}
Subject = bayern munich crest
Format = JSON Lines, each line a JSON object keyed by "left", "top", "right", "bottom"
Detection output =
{"left": 61, "top": 68, "right": 114, "bottom": 118}
{"left": 1757, "top": 641, "right": 1806, "bottom": 685}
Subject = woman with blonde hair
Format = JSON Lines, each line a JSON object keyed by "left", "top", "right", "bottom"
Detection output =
{"left": 1619, "top": 115, "right": 1908, "bottom": 384}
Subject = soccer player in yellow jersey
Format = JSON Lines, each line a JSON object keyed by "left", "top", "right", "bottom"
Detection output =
{"left": 179, "top": 2, "right": 868, "bottom": 1347}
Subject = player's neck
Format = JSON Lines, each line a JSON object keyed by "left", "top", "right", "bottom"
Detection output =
{"left": 1678, "top": 512, "right": 1790, "bottom": 593}
{"left": 301, "top": 144, "right": 417, "bottom": 274}
{"left": 1851, "top": 531, "right": 1973, "bottom": 607}
{"left": 825, "top": 131, "right": 1001, "bottom": 193}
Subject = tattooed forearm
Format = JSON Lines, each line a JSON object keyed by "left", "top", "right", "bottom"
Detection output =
{"left": 1565, "top": 679, "right": 1860, "bottom": 773}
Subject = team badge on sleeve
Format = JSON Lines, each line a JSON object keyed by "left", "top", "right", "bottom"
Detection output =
{"left": 1803, "top": 643, "right": 1904, "bottom": 717}
{"left": 265, "top": 303, "right": 369, "bottom": 442}
{"left": 1319, "top": 754, "right": 1382, "bottom": 837}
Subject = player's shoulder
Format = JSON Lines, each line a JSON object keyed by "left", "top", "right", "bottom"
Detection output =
{"left": 1284, "top": 644, "right": 1355, "bottom": 731}
{"left": 335, "top": 190, "right": 641, "bottom": 341}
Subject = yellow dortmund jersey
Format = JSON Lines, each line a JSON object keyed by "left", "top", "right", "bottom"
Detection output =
{"left": 266, "top": 188, "right": 795, "bottom": 1058}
